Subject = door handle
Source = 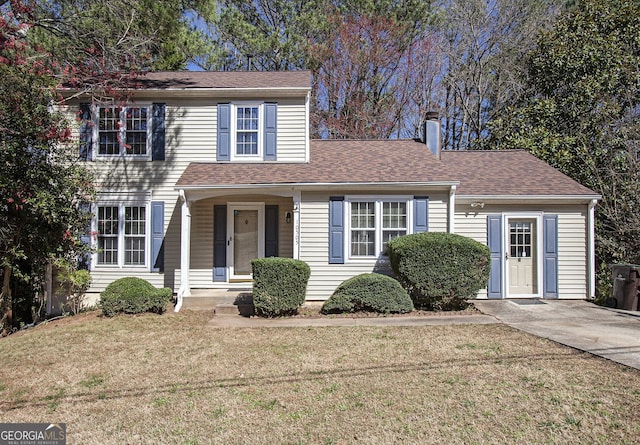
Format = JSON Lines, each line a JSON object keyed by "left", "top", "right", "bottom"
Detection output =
{"left": 227, "top": 236, "right": 232, "bottom": 246}
{"left": 505, "top": 252, "right": 510, "bottom": 260}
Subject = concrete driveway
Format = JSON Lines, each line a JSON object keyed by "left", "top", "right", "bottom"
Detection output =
{"left": 473, "top": 299, "right": 640, "bottom": 370}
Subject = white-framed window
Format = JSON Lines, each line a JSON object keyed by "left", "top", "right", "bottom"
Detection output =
{"left": 95, "top": 105, "right": 151, "bottom": 158}
{"left": 94, "top": 202, "right": 149, "bottom": 267}
{"left": 346, "top": 196, "right": 411, "bottom": 259}
{"left": 232, "top": 103, "right": 262, "bottom": 159}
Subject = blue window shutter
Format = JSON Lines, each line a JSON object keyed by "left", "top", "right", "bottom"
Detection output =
{"left": 78, "top": 202, "right": 92, "bottom": 270}
{"left": 543, "top": 214, "right": 559, "bottom": 298}
{"left": 152, "top": 103, "right": 166, "bottom": 161}
{"left": 329, "top": 197, "right": 344, "bottom": 264}
{"left": 79, "top": 103, "right": 92, "bottom": 161}
{"left": 264, "top": 102, "right": 277, "bottom": 161}
{"left": 213, "top": 205, "right": 227, "bottom": 281}
{"left": 217, "top": 103, "right": 231, "bottom": 161}
{"left": 150, "top": 201, "right": 165, "bottom": 272}
{"left": 487, "top": 215, "right": 503, "bottom": 299}
{"left": 414, "top": 196, "right": 429, "bottom": 233}
{"left": 265, "top": 205, "right": 279, "bottom": 257}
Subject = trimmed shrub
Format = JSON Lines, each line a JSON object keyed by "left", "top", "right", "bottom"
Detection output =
{"left": 251, "top": 257, "right": 311, "bottom": 317}
{"left": 387, "top": 232, "right": 490, "bottom": 311}
{"left": 99, "top": 277, "right": 172, "bottom": 317}
{"left": 321, "top": 273, "right": 414, "bottom": 314}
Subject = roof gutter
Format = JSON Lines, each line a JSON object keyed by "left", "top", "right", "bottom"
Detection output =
{"left": 175, "top": 181, "right": 460, "bottom": 191}
{"left": 457, "top": 194, "right": 601, "bottom": 202}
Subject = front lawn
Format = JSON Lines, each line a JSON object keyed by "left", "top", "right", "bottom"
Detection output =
{"left": 1, "top": 311, "right": 639, "bottom": 444}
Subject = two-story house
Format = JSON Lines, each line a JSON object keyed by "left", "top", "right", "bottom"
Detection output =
{"left": 66, "top": 70, "right": 600, "bottom": 310}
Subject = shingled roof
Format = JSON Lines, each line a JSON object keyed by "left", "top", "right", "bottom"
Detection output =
{"left": 176, "top": 140, "right": 598, "bottom": 198}
{"left": 132, "top": 70, "right": 311, "bottom": 90}
{"left": 440, "top": 150, "right": 597, "bottom": 196}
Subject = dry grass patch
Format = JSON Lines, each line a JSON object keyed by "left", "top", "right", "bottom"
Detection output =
{"left": 1, "top": 310, "right": 639, "bottom": 444}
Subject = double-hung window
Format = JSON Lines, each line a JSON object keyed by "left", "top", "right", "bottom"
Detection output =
{"left": 347, "top": 197, "right": 409, "bottom": 259}
{"left": 95, "top": 203, "right": 148, "bottom": 267}
{"left": 96, "top": 105, "right": 151, "bottom": 157}
{"left": 236, "top": 105, "right": 259, "bottom": 156}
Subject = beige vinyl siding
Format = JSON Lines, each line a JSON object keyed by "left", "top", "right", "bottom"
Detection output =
{"left": 64, "top": 95, "right": 306, "bottom": 294}
{"left": 454, "top": 204, "right": 588, "bottom": 300}
{"left": 299, "top": 191, "right": 450, "bottom": 301}
{"left": 427, "top": 193, "right": 448, "bottom": 232}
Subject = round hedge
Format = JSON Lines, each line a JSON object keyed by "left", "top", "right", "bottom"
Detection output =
{"left": 321, "top": 273, "right": 414, "bottom": 314}
{"left": 99, "top": 277, "right": 172, "bottom": 317}
{"left": 387, "top": 232, "right": 490, "bottom": 310}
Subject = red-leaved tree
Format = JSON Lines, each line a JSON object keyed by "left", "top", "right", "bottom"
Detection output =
{"left": 310, "top": 12, "right": 442, "bottom": 139}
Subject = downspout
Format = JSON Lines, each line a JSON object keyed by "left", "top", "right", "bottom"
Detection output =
{"left": 588, "top": 199, "right": 597, "bottom": 300}
{"left": 448, "top": 185, "right": 456, "bottom": 233}
{"left": 175, "top": 190, "right": 192, "bottom": 312}
{"left": 293, "top": 190, "right": 301, "bottom": 260}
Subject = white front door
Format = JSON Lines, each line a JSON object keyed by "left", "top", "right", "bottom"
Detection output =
{"left": 228, "top": 204, "right": 265, "bottom": 280}
{"left": 505, "top": 216, "right": 542, "bottom": 297}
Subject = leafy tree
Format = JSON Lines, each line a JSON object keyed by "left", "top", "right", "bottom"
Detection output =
{"left": 14, "top": 0, "right": 213, "bottom": 74}
{"left": 485, "top": 0, "right": 640, "bottom": 298}
{"left": 0, "top": 2, "right": 95, "bottom": 335}
{"left": 436, "top": 0, "right": 562, "bottom": 150}
{"left": 310, "top": 11, "right": 442, "bottom": 138}
{"left": 204, "top": 0, "right": 328, "bottom": 71}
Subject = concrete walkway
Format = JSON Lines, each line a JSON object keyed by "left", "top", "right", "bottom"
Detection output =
{"left": 473, "top": 299, "right": 640, "bottom": 370}
{"left": 208, "top": 312, "right": 499, "bottom": 328}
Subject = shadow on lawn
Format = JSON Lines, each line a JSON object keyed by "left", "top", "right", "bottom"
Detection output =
{"left": 2, "top": 348, "right": 589, "bottom": 411}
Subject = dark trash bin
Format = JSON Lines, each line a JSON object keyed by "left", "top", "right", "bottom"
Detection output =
{"left": 610, "top": 264, "right": 640, "bottom": 311}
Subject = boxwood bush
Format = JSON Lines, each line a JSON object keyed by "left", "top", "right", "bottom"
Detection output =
{"left": 387, "top": 232, "right": 490, "bottom": 311}
{"left": 99, "top": 277, "right": 172, "bottom": 317}
{"left": 321, "top": 273, "right": 414, "bottom": 314}
{"left": 251, "top": 257, "right": 311, "bottom": 317}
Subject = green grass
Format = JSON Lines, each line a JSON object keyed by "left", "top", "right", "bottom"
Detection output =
{"left": 0, "top": 310, "right": 639, "bottom": 444}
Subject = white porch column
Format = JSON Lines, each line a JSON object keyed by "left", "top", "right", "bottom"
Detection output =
{"left": 293, "top": 190, "right": 301, "bottom": 260}
{"left": 588, "top": 199, "right": 597, "bottom": 300}
{"left": 448, "top": 185, "right": 456, "bottom": 233}
{"left": 175, "top": 190, "right": 192, "bottom": 312}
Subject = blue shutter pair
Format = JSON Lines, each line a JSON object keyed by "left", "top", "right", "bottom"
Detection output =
{"left": 217, "top": 103, "right": 277, "bottom": 161}
{"left": 328, "top": 197, "right": 429, "bottom": 264}
{"left": 486, "top": 214, "right": 558, "bottom": 298}
{"left": 79, "top": 103, "right": 165, "bottom": 160}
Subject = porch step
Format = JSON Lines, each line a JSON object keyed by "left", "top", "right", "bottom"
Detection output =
{"left": 214, "top": 293, "right": 255, "bottom": 317}
{"left": 180, "top": 289, "right": 252, "bottom": 311}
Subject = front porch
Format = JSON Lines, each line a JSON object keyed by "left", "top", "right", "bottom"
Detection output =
{"left": 175, "top": 190, "right": 299, "bottom": 311}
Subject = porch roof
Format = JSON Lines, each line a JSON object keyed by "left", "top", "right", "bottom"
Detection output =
{"left": 175, "top": 140, "right": 599, "bottom": 198}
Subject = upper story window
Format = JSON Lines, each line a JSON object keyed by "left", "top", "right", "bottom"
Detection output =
{"left": 217, "top": 102, "right": 277, "bottom": 162}
{"left": 236, "top": 106, "right": 260, "bottom": 156}
{"left": 97, "top": 106, "right": 150, "bottom": 157}
{"left": 79, "top": 102, "right": 165, "bottom": 162}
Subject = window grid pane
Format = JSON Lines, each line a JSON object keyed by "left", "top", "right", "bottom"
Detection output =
{"left": 382, "top": 202, "right": 407, "bottom": 250}
{"left": 98, "top": 107, "right": 120, "bottom": 155}
{"left": 125, "top": 107, "right": 148, "bottom": 155}
{"left": 97, "top": 206, "right": 118, "bottom": 264}
{"left": 351, "top": 202, "right": 375, "bottom": 256}
{"left": 236, "top": 106, "right": 259, "bottom": 155}
{"left": 510, "top": 222, "right": 532, "bottom": 258}
{"left": 124, "top": 206, "right": 146, "bottom": 265}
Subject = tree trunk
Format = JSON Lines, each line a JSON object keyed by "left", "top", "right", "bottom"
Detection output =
{"left": 0, "top": 265, "right": 13, "bottom": 336}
